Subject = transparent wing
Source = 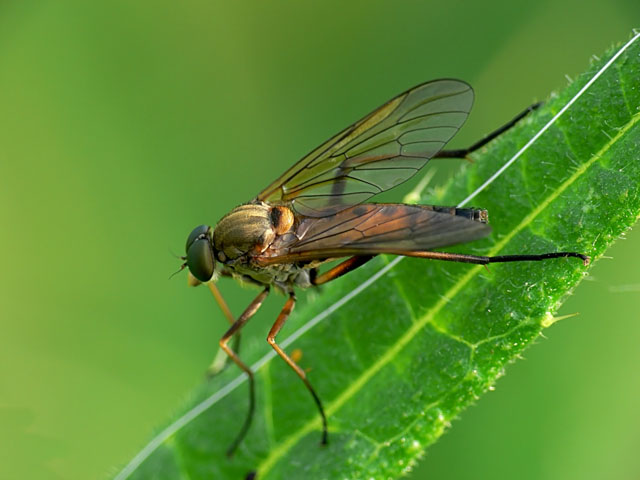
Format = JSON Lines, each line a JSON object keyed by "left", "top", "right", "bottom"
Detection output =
{"left": 257, "top": 79, "right": 474, "bottom": 217}
{"left": 257, "top": 204, "right": 491, "bottom": 264}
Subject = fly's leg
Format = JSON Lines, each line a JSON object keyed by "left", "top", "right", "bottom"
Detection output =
{"left": 206, "top": 282, "right": 241, "bottom": 377}
{"left": 221, "top": 287, "right": 270, "bottom": 457}
{"left": 311, "top": 255, "right": 376, "bottom": 286}
{"left": 188, "top": 269, "right": 239, "bottom": 376}
{"left": 434, "top": 102, "right": 542, "bottom": 159}
{"left": 399, "top": 250, "right": 590, "bottom": 266}
{"left": 267, "top": 293, "right": 329, "bottom": 445}
{"left": 208, "top": 282, "right": 235, "bottom": 323}
{"left": 296, "top": 255, "right": 376, "bottom": 443}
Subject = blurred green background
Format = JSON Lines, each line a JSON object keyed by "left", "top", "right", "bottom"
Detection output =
{"left": 1, "top": 1, "right": 639, "bottom": 479}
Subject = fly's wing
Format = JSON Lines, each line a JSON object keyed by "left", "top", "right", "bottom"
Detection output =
{"left": 256, "top": 80, "right": 473, "bottom": 217}
{"left": 257, "top": 204, "right": 491, "bottom": 264}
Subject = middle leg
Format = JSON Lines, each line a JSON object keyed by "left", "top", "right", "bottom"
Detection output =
{"left": 267, "top": 293, "right": 329, "bottom": 445}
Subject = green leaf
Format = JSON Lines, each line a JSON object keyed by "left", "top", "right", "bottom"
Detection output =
{"left": 119, "top": 36, "right": 640, "bottom": 479}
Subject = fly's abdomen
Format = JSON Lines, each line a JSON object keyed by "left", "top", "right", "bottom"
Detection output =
{"left": 425, "top": 205, "right": 488, "bottom": 224}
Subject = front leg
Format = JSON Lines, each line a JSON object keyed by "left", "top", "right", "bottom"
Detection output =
{"left": 206, "top": 281, "right": 242, "bottom": 377}
{"left": 220, "top": 287, "right": 270, "bottom": 457}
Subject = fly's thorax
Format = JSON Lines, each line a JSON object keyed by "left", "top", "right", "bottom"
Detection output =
{"left": 212, "top": 203, "right": 295, "bottom": 262}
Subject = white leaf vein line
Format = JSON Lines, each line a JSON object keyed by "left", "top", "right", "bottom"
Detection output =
{"left": 114, "top": 31, "right": 640, "bottom": 480}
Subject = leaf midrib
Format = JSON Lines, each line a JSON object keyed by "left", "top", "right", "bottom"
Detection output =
{"left": 254, "top": 111, "right": 640, "bottom": 477}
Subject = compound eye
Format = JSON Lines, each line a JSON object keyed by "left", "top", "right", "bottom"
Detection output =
{"left": 186, "top": 225, "right": 210, "bottom": 252}
{"left": 186, "top": 237, "right": 215, "bottom": 282}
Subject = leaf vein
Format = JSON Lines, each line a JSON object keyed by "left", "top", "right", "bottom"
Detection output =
{"left": 615, "top": 61, "right": 633, "bottom": 116}
{"left": 380, "top": 254, "right": 417, "bottom": 323}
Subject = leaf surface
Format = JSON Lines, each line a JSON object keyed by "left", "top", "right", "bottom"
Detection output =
{"left": 120, "top": 37, "right": 640, "bottom": 480}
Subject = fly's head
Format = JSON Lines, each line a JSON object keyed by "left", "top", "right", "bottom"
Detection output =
{"left": 184, "top": 224, "right": 216, "bottom": 283}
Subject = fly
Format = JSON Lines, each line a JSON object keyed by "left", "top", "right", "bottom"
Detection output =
{"left": 178, "top": 79, "right": 589, "bottom": 456}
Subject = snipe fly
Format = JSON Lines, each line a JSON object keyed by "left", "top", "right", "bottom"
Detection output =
{"left": 178, "top": 79, "right": 589, "bottom": 455}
